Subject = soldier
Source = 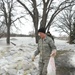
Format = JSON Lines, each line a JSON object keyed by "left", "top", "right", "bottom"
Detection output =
{"left": 32, "top": 27, "right": 57, "bottom": 75}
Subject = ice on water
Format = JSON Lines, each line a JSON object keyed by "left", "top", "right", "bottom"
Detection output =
{"left": 0, "top": 37, "right": 75, "bottom": 75}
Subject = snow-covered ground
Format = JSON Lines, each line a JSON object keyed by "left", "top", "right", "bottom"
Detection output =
{"left": 0, "top": 37, "right": 75, "bottom": 75}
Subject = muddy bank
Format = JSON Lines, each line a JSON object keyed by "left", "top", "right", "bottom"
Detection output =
{"left": 56, "top": 50, "right": 75, "bottom": 75}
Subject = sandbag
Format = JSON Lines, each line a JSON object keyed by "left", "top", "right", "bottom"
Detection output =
{"left": 47, "top": 56, "right": 56, "bottom": 75}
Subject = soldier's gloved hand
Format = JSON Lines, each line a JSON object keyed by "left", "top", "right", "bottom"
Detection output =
{"left": 32, "top": 55, "right": 35, "bottom": 61}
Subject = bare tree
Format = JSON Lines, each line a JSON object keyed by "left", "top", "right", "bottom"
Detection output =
{"left": 53, "top": 5, "right": 75, "bottom": 43}
{"left": 71, "top": 18, "right": 75, "bottom": 43}
{"left": 17, "top": 0, "right": 75, "bottom": 43}
{"left": 0, "top": 0, "right": 25, "bottom": 44}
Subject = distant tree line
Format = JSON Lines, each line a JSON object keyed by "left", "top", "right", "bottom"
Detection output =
{"left": 0, "top": 33, "right": 35, "bottom": 37}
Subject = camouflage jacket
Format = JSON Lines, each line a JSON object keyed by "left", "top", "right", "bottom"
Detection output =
{"left": 34, "top": 35, "right": 56, "bottom": 60}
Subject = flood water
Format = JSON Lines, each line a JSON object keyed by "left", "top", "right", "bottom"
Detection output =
{"left": 0, "top": 37, "right": 75, "bottom": 75}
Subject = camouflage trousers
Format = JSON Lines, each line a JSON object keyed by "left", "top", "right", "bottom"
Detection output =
{"left": 38, "top": 58, "right": 49, "bottom": 75}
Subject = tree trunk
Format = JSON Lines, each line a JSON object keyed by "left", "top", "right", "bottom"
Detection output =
{"left": 69, "top": 22, "right": 75, "bottom": 44}
{"left": 72, "top": 23, "right": 75, "bottom": 43}
{"left": 7, "top": 26, "right": 10, "bottom": 44}
{"left": 69, "top": 32, "right": 73, "bottom": 44}
{"left": 35, "top": 26, "right": 38, "bottom": 43}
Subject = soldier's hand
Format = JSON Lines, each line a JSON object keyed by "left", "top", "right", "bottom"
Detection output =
{"left": 50, "top": 50, "right": 56, "bottom": 57}
{"left": 32, "top": 56, "right": 35, "bottom": 61}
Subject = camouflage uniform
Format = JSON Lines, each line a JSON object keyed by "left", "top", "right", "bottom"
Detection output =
{"left": 34, "top": 35, "right": 56, "bottom": 75}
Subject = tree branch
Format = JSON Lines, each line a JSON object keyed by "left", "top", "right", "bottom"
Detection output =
{"left": 17, "top": 0, "right": 33, "bottom": 18}
{"left": 46, "top": 1, "right": 75, "bottom": 29}
{"left": 11, "top": 15, "right": 25, "bottom": 24}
